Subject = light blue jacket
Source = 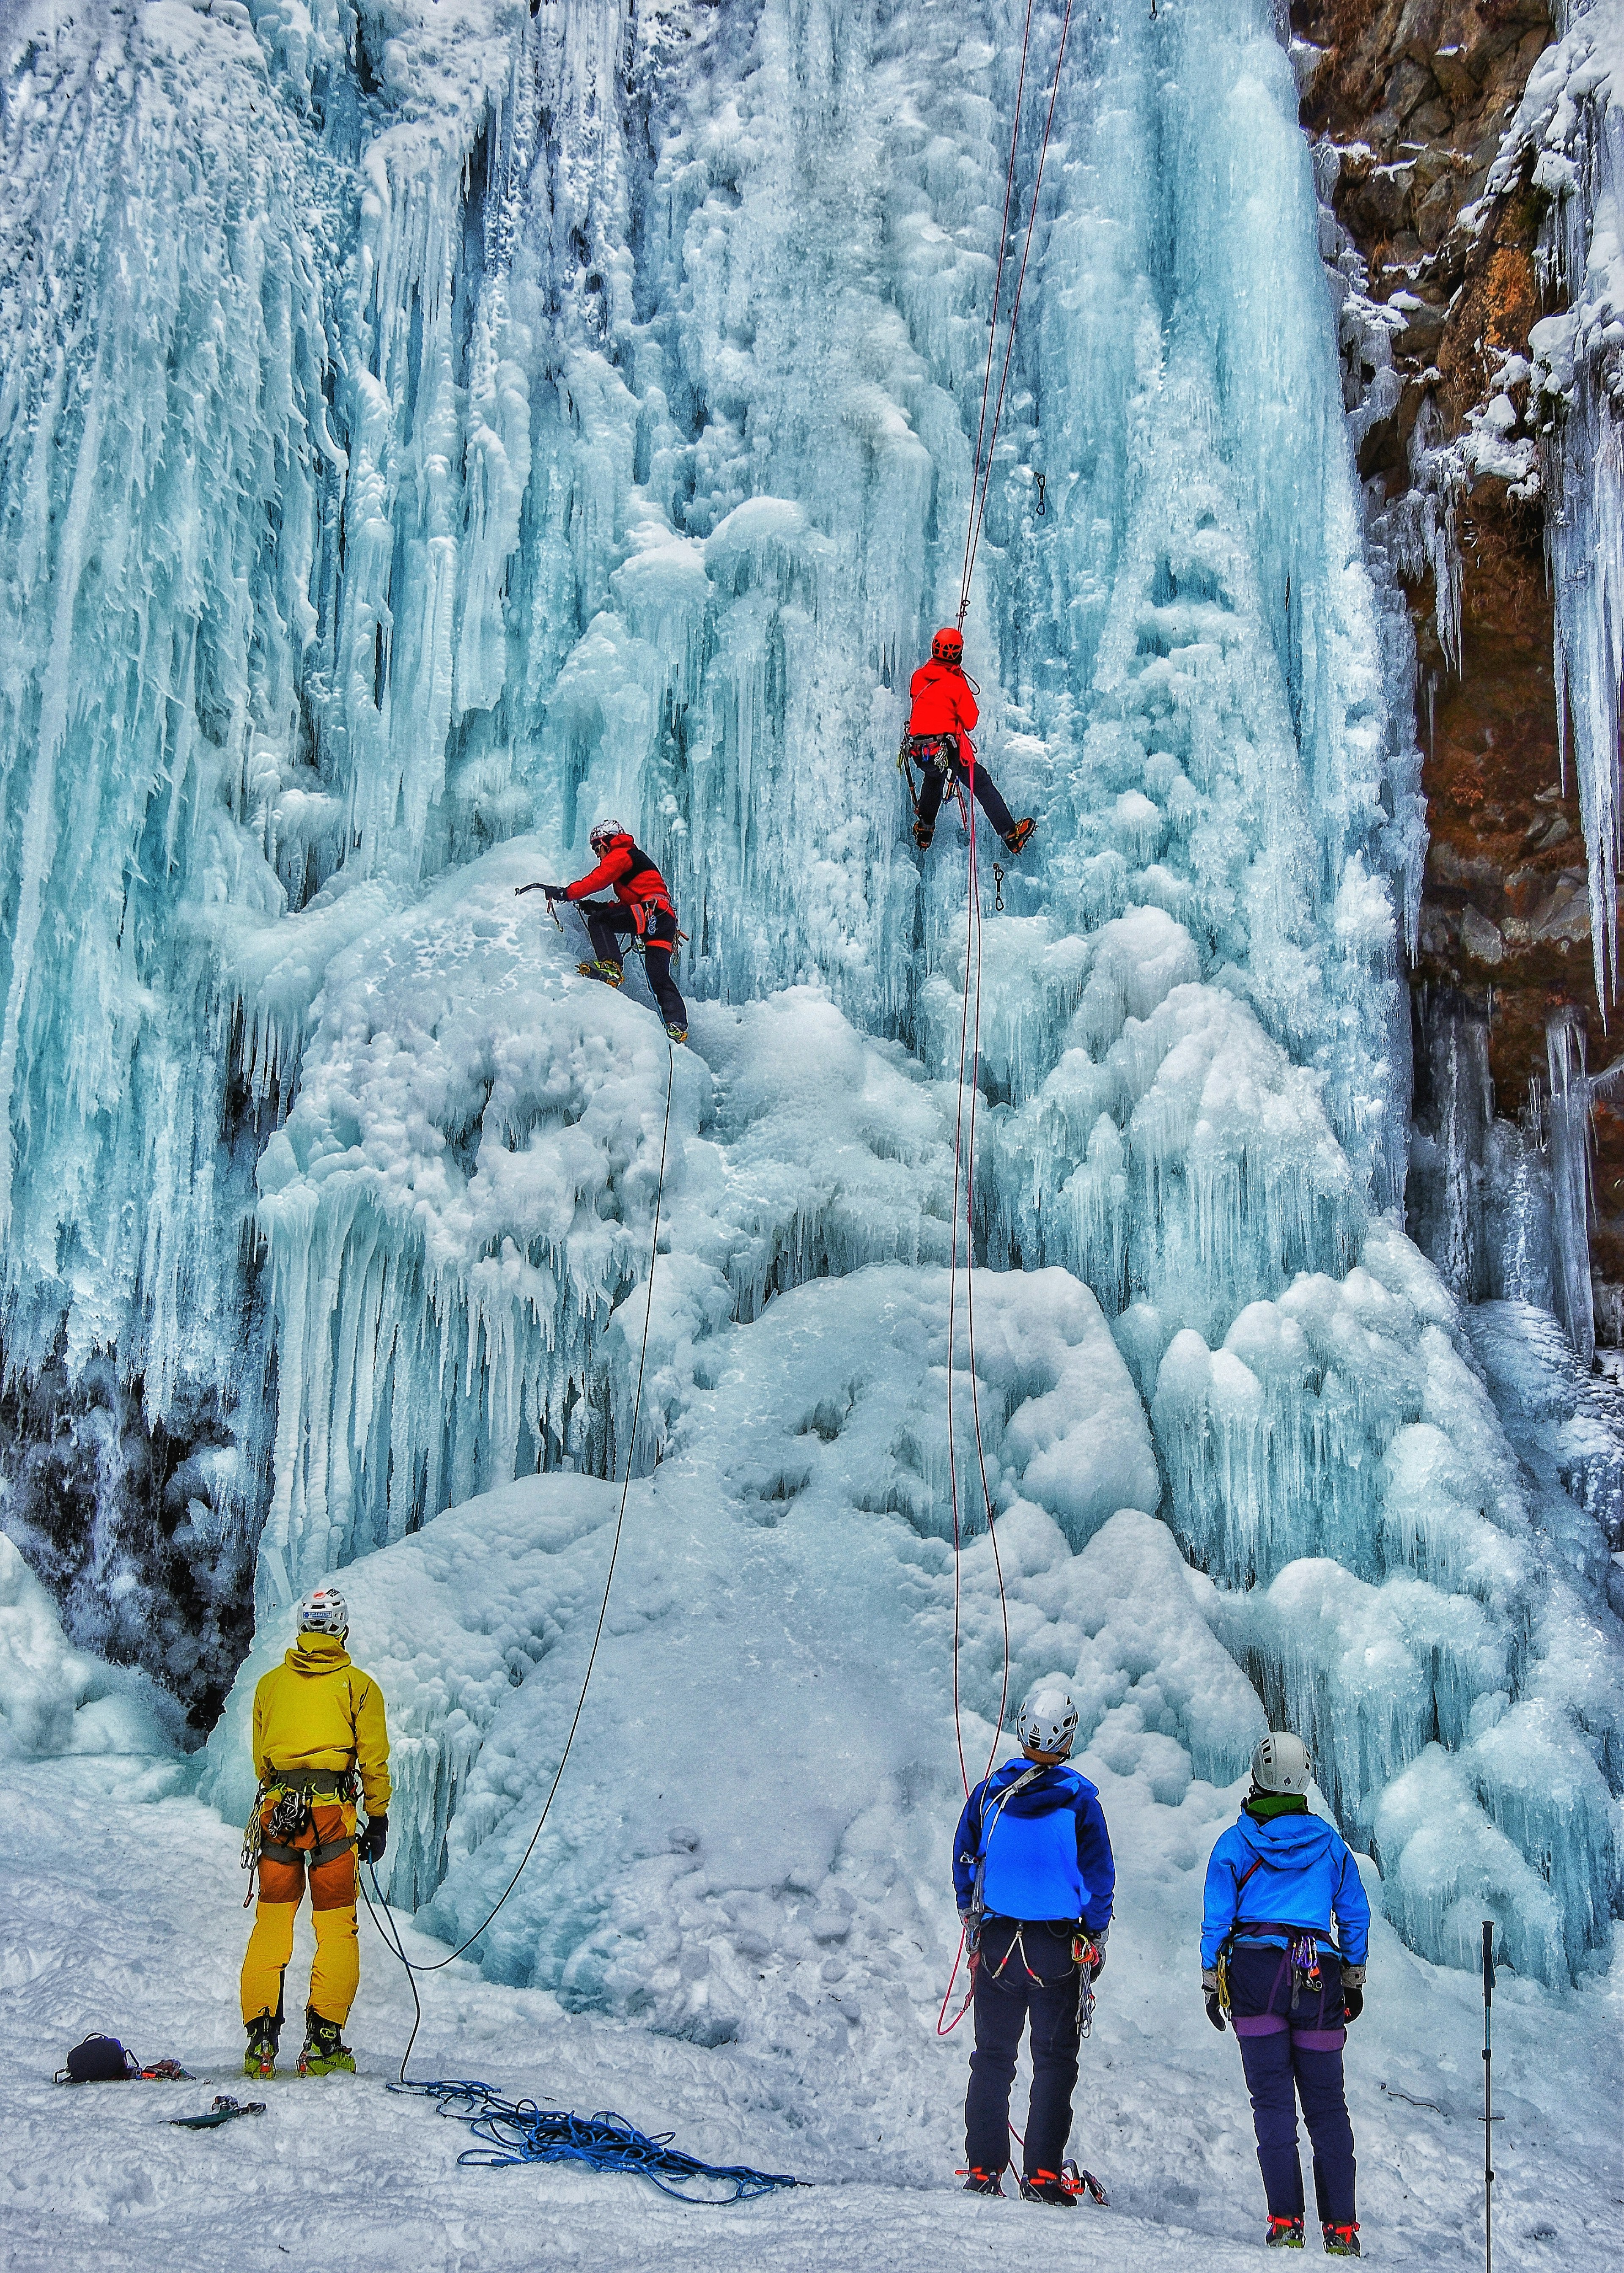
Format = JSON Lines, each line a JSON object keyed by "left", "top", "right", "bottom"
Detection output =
{"left": 1200, "top": 1804, "right": 1371, "bottom": 1970}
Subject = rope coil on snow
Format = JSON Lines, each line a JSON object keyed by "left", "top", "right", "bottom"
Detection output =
{"left": 387, "top": 2079, "right": 804, "bottom": 2202}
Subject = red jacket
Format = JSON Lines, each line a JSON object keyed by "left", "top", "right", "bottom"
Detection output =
{"left": 565, "top": 834, "right": 675, "bottom": 924}
{"left": 908, "top": 661, "right": 977, "bottom": 760}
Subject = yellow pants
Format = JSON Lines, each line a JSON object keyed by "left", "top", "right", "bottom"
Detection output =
{"left": 239, "top": 1795, "right": 360, "bottom": 2029}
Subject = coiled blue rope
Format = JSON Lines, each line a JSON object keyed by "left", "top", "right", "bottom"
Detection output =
{"left": 388, "top": 2078, "right": 804, "bottom": 2202}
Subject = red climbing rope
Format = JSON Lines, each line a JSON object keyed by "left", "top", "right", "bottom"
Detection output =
{"left": 957, "top": 0, "right": 1077, "bottom": 627}
{"left": 941, "top": 11, "right": 1073, "bottom": 2008}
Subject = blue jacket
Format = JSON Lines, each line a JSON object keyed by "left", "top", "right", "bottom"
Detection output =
{"left": 953, "top": 1759, "right": 1115, "bottom": 1933}
{"left": 1200, "top": 1804, "right": 1371, "bottom": 1970}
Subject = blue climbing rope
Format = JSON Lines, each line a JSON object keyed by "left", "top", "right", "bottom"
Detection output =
{"left": 387, "top": 2078, "right": 804, "bottom": 2202}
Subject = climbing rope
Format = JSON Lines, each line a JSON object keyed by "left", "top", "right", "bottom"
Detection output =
{"left": 957, "top": 0, "right": 1077, "bottom": 627}
{"left": 939, "top": 5, "right": 1077, "bottom": 2026}
{"left": 386, "top": 2079, "right": 804, "bottom": 2203}
{"left": 359, "top": 1036, "right": 677, "bottom": 2084}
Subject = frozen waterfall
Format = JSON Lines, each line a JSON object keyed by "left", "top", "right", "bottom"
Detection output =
{"left": 0, "top": 0, "right": 1619, "bottom": 2005}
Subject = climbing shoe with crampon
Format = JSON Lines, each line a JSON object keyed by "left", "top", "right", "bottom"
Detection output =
{"left": 577, "top": 960, "right": 624, "bottom": 987}
{"left": 1322, "top": 2224, "right": 1361, "bottom": 2258}
{"left": 1265, "top": 2215, "right": 1305, "bottom": 2248}
{"left": 243, "top": 2018, "right": 278, "bottom": 2081}
{"left": 1004, "top": 817, "right": 1037, "bottom": 855}
{"left": 296, "top": 2011, "right": 355, "bottom": 2077}
{"left": 665, "top": 1023, "right": 688, "bottom": 1045}
{"left": 913, "top": 819, "right": 934, "bottom": 850}
{"left": 1018, "top": 2170, "right": 1078, "bottom": 2207}
{"left": 960, "top": 2167, "right": 1006, "bottom": 2197}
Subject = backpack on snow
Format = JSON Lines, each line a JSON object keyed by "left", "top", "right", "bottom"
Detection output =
{"left": 57, "top": 2034, "right": 140, "bottom": 2084}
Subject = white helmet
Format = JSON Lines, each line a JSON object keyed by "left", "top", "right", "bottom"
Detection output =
{"left": 1015, "top": 1679, "right": 1079, "bottom": 1758}
{"left": 1251, "top": 1731, "right": 1311, "bottom": 1794}
{"left": 589, "top": 816, "right": 626, "bottom": 851}
{"left": 296, "top": 1584, "right": 349, "bottom": 1637}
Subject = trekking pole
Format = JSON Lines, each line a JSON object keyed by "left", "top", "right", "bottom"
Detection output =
{"left": 1481, "top": 1919, "right": 1494, "bottom": 2273}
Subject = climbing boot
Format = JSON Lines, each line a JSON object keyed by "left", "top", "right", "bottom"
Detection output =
{"left": 1004, "top": 817, "right": 1037, "bottom": 855}
{"left": 664, "top": 1023, "right": 689, "bottom": 1045}
{"left": 1018, "top": 2170, "right": 1077, "bottom": 2207}
{"left": 577, "top": 959, "right": 624, "bottom": 987}
{"left": 1265, "top": 2215, "right": 1305, "bottom": 2248}
{"left": 296, "top": 2010, "right": 355, "bottom": 2077}
{"left": 913, "top": 819, "right": 934, "bottom": 850}
{"left": 243, "top": 2015, "right": 279, "bottom": 2081}
{"left": 960, "top": 2167, "right": 1006, "bottom": 2196}
{"left": 1322, "top": 2225, "right": 1361, "bottom": 2258}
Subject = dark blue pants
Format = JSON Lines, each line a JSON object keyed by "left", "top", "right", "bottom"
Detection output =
{"left": 965, "top": 1921, "right": 1081, "bottom": 2176}
{"left": 581, "top": 900, "right": 687, "bottom": 1031}
{"left": 914, "top": 743, "right": 1017, "bottom": 839}
{"left": 1229, "top": 1944, "right": 1356, "bottom": 2225}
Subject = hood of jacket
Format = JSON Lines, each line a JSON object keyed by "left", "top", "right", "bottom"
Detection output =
{"left": 984, "top": 1758, "right": 1095, "bottom": 1820}
{"left": 285, "top": 1632, "right": 353, "bottom": 1678}
{"left": 1231, "top": 1806, "right": 1344, "bottom": 1868}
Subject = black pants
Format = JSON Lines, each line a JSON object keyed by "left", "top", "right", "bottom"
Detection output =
{"left": 965, "top": 1921, "right": 1081, "bottom": 2177}
{"left": 912, "top": 739, "right": 1016, "bottom": 840}
{"left": 1229, "top": 1944, "right": 1356, "bottom": 2225}
{"left": 581, "top": 902, "right": 687, "bottom": 1031}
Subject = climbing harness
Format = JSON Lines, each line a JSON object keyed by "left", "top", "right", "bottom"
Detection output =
{"left": 358, "top": 1038, "right": 678, "bottom": 2085}
{"left": 387, "top": 2079, "right": 804, "bottom": 2202}
{"left": 241, "top": 1768, "right": 359, "bottom": 1906}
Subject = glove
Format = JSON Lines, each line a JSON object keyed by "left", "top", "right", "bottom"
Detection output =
{"left": 1343, "top": 1985, "right": 1363, "bottom": 2023}
{"left": 1073, "top": 1934, "right": 1105, "bottom": 1977}
{"left": 357, "top": 1814, "right": 388, "bottom": 1864}
{"left": 1202, "top": 1965, "right": 1225, "bottom": 2032}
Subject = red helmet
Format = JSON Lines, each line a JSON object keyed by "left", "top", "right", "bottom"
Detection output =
{"left": 930, "top": 626, "right": 964, "bottom": 663}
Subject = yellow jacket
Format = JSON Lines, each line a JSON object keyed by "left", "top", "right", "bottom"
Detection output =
{"left": 251, "top": 1633, "right": 392, "bottom": 1814}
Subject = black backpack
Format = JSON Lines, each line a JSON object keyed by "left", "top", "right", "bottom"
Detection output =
{"left": 58, "top": 2035, "right": 139, "bottom": 2084}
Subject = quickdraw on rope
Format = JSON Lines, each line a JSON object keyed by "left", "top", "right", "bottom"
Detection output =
{"left": 388, "top": 2079, "right": 804, "bottom": 2204}
{"left": 359, "top": 1037, "right": 678, "bottom": 2085}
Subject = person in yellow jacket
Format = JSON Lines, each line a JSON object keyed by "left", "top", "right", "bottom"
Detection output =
{"left": 239, "top": 1584, "right": 391, "bottom": 2079}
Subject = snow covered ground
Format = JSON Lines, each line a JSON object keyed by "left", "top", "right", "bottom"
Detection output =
{"left": 2, "top": 1751, "right": 1619, "bottom": 2272}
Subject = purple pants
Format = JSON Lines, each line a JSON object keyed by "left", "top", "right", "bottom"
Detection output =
{"left": 1228, "top": 1943, "right": 1356, "bottom": 2225}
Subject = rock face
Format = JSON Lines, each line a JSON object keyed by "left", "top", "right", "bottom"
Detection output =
{"left": 1295, "top": 0, "right": 1624, "bottom": 1330}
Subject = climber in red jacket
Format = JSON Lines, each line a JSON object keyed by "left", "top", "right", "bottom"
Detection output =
{"left": 518, "top": 822, "right": 688, "bottom": 1042}
{"left": 905, "top": 627, "right": 1035, "bottom": 856}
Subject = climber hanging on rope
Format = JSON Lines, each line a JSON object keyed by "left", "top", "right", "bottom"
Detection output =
{"left": 903, "top": 628, "right": 1036, "bottom": 858}
{"left": 519, "top": 819, "right": 688, "bottom": 1044}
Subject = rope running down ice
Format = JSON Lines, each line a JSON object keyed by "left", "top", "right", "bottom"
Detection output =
{"left": 939, "top": 8, "right": 1075, "bottom": 2035}
{"left": 359, "top": 1036, "right": 676, "bottom": 2085}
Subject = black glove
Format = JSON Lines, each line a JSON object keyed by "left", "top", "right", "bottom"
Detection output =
{"left": 1342, "top": 1985, "right": 1363, "bottom": 2023}
{"left": 1084, "top": 1941, "right": 1105, "bottom": 1979}
{"left": 1206, "top": 1991, "right": 1226, "bottom": 2032}
{"left": 357, "top": 1813, "right": 388, "bottom": 1864}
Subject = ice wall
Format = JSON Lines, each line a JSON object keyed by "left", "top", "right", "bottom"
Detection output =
{"left": 5, "top": 0, "right": 1622, "bottom": 1984}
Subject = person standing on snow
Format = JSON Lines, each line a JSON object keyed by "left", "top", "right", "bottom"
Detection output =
{"left": 952, "top": 1679, "right": 1114, "bottom": 2204}
{"left": 239, "top": 1586, "right": 391, "bottom": 2080}
{"left": 905, "top": 626, "right": 1036, "bottom": 856}
{"left": 519, "top": 818, "right": 688, "bottom": 1044}
{"left": 1200, "top": 1732, "right": 1370, "bottom": 2257}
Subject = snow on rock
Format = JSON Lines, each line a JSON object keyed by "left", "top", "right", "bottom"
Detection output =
{"left": 0, "top": 1536, "right": 179, "bottom": 1760}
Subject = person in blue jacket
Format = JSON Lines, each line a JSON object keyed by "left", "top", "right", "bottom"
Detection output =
{"left": 1201, "top": 1731, "right": 1371, "bottom": 2257}
{"left": 952, "top": 1678, "right": 1114, "bottom": 2205}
